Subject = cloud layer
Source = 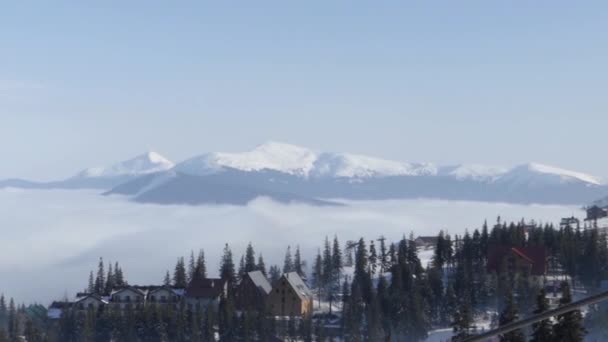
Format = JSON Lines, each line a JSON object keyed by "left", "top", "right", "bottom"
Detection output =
{"left": 0, "top": 189, "right": 579, "bottom": 304}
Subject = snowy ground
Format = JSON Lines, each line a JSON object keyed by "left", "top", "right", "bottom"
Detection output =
{"left": 0, "top": 189, "right": 580, "bottom": 304}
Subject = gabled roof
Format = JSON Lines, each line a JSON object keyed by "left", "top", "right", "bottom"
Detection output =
{"left": 185, "top": 278, "right": 226, "bottom": 299}
{"left": 246, "top": 271, "right": 272, "bottom": 295}
{"left": 283, "top": 272, "right": 313, "bottom": 301}
{"left": 487, "top": 245, "right": 547, "bottom": 276}
{"left": 148, "top": 286, "right": 181, "bottom": 296}
{"left": 75, "top": 294, "right": 108, "bottom": 304}
{"left": 111, "top": 286, "right": 147, "bottom": 297}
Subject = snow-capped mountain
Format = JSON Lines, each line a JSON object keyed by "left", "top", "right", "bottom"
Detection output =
{"left": 497, "top": 162, "right": 602, "bottom": 186}
{"left": 72, "top": 152, "right": 174, "bottom": 179}
{"left": 437, "top": 164, "right": 508, "bottom": 182}
{"left": 175, "top": 142, "right": 439, "bottom": 179}
{"left": 176, "top": 142, "right": 317, "bottom": 177}
{"left": 2, "top": 142, "right": 607, "bottom": 206}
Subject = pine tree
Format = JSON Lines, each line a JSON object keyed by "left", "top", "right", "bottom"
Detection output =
{"left": 219, "top": 243, "right": 236, "bottom": 287}
{"left": 322, "top": 237, "right": 333, "bottom": 290}
{"left": 163, "top": 270, "right": 172, "bottom": 286}
{"left": 378, "top": 236, "right": 388, "bottom": 273}
{"left": 530, "top": 288, "right": 553, "bottom": 342}
{"left": 87, "top": 271, "right": 95, "bottom": 293}
{"left": 283, "top": 246, "right": 294, "bottom": 274}
{"left": 245, "top": 243, "right": 256, "bottom": 273}
{"left": 237, "top": 255, "right": 245, "bottom": 280}
{"left": 553, "top": 281, "right": 586, "bottom": 342}
{"left": 195, "top": 249, "right": 207, "bottom": 280}
{"left": 173, "top": 257, "right": 188, "bottom": 288}
{"left": 498, "top": 289, "right": 525, "bottom": 342}
{"left": 114, "top": 262, "right": 125, "bottom": 286}
{"left": 7, "top": 299, "right": 17, "bottom": 342}
{"left": 268, "top": 265, "right": 281, "bottom": 285}
{"left": 0, "top": 294, "right": 6, "bottom": 330}
{"left": 294, "top": 245, "right": 304, "bottom": 277}
{"left": 369, "top": 240, "right": 378, "bottom": 277}
{"left": 313, "top": 249, "right": 324, "bottom": 305}
{"left": 451, "top": 293, "right": 473, "bottom": 341}
{"left": 104, "top": 262, "right": 115, "bottom": 294}
{"left": 95, "top": 257, "right": 106, "bottom": 294}
{"left": 256, "top": 254, "right": 267, "bottom": 276}
{"left": 332, "top": 236, "right": 343, "bottom": 274}
{"left": 188, "top": 251, "right": 197, "bottom": 283}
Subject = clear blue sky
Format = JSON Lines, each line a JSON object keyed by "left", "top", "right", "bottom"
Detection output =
{"left": 1, "top": 1, "right": 607, "bottom": 180}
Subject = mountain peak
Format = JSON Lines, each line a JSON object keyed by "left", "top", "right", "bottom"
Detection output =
{"left": 75, "top": 152, "right": 174, "bottom": 179}
{"left": 504, "top": 162, "right": 602, "bottom": 185}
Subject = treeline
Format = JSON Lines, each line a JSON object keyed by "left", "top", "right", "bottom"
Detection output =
{"left": 3, "top": 219, "right": 607, "bottom": 341}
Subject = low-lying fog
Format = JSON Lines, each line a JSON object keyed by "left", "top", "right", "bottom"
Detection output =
{"left": 0, "top": 189, "right": 579, "bottom": 304}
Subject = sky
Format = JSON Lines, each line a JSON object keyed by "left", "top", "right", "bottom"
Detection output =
{"left": 1, "top": 1, "right": 607, "bottom": 180}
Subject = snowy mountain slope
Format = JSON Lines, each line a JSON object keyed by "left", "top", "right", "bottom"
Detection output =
{"left": 311, "top": 152, "right": 437, "bottom": 178}
{"left": 438, "top": 164, "right": 508, "bottom": 182}
{"left": 175, "top": 142, "right": 318, "bottom": 177}
{"left": 497, "top": 162, "right": 602, "bottom": 187}
{"left": 73, "top": 152, "right": 174, "bottom": 179}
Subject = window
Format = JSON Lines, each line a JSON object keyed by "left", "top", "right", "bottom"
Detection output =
{"left": 150, "top": 295, "right": 156, "bottom": 302}
{"left": 125, "top": 295, "right": 131, "bottom": 302}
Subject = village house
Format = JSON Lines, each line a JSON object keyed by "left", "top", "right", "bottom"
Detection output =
{"left": 110, "top": 286, "right": 147, "bottom": 310}
{"left": 184, "top": 278, "right": 228, "bottom": 311}
{"left": 147, "top": 286, "right": 183, "bottom": 306}
{"left": 487, "top": 245, "right": 547, "bottom": 286}
{"left": 235, "top": 271, "right": 272, "bottom": 311}
{"left": 267, "top": 272, "right": 313, "bottom": 318}
{"left": 74, "top": 294, "right": 108, "bottom": 312}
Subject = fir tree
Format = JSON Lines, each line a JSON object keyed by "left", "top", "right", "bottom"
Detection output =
{"left": 7, "top": 299, "right": 17, "bottom": 342}
{"left": 219, "top": 244, "right": 236, "bottom": 287}
{"left": 87, "top": 271, "right": 95, "bottom": 293}
{"left": 114, "top": 262, "right": 125, "bottom": 286}
{"left": 530, "top": 288, "right": 553, "bottom": 342}
{"left": 283, "top": 246, "right": 294, "bottom": 274}
{"left": 195, "top": 249, "right": 207, "bottom": 280}
{"left": 378, "top": 236, "right": 388, "bottom": 273}
{"left": 244, "top": 243, "right": 256, "bottom": 273}
{"left": 104, "top": 262, "right": 115, "bottom": 294}
{"left": 313, "top": 249, "right": 324, "bottom": 305}
{"left": 256, "top": 254, "right": 267, "bottom": 276}
{"left": 294, "top": 245, "right": 304, "bottom": 277}
{"left": 173, "top": 257, "right": 188, "bottom": 288}
{"left": 553, "top": 281, "right": 586, "bottom": 342}
{"left": 94, "top": 257, "right": 106, "bottom": 294}
{"left": 322, "top": 237, "right": 333, "bottom": 291}
{"left": 498, "top": 289, "right": 525, "bottom": 342}
{"left": 188, "top": 251, "right": 197, "bottom": 283}
{"left": 237, "top": 255, "right": 245, "bottom": 280}
{"left": 163, "top": 270, "right": 172, "bottom": 286}
{"left": 369, "top": 240, "right": 378, "bottom": 277}
{"left": 268, "top": 265, "right": 281, "bottom": 285}
{"left": 332, "top": 236, "right": 343, "bottom": 274}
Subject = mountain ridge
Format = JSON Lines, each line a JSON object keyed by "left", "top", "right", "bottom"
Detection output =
{"left": 2, "top": 142, "right": 607, "bottom": 206}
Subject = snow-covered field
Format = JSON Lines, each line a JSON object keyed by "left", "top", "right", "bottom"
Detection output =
{"left": 0, "top": 189, "right": 580, "bottom": 304}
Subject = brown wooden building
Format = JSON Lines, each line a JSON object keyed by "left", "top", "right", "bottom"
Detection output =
{"left": 235, "top": 271, "right": 272, "bottom": 311}
{"left": 267, "top": 272, "right": 313, "bottom": 318}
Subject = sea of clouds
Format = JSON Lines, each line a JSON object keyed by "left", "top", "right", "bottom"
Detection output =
{"left": 0, "top": 188, "right": 580, "bottom": 304}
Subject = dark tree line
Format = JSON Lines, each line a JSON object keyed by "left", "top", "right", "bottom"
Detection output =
{"left": 5, "top": 218, "right": 605, "bottom": 341}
